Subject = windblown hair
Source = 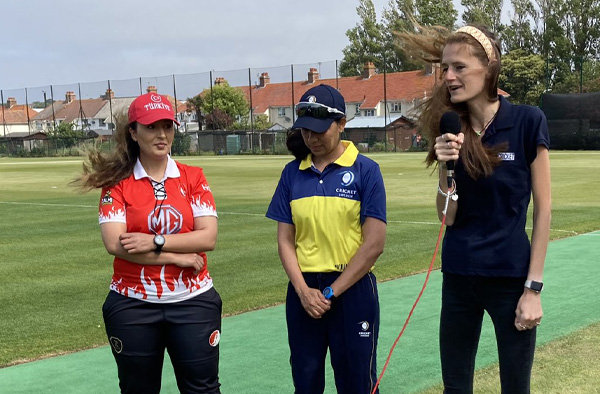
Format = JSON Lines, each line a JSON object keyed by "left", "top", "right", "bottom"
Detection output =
{"left": 395, "top": 24, "right": 505, "bottom": 179}
{"left": 73, "top": 121, "right": 139, "bottom": 191}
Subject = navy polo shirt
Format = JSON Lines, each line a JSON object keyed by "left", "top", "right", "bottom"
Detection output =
{"left": 442, "top": 96, "right": 550, "bottom": 277}
{"left": 266, "top": 141, "right": 386, "bottom": 273}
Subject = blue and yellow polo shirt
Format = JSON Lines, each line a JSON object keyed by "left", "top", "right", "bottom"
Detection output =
{"left": 267, "top": 141, "right": 386, "bottom": 273}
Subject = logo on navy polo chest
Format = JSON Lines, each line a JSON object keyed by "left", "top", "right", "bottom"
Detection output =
{"left": 498, "top": 152, "right": 515, "bottom": 161}
{"left": 335, "top": 170, "right": 358, "bottom": 199}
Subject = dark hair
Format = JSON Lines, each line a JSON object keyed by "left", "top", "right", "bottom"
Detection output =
{"left": 286, "top": 129, "right": 311, "bottom": 160}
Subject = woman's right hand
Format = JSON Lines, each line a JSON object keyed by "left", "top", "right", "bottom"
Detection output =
{"left": 298, "top": 287, "right": 331, "bottom": 319}
{"left": 173, "top": 253, "right": 205, "bottom": 274}
{"left": 434, "top": 132, "right": 464, "bottom": 163}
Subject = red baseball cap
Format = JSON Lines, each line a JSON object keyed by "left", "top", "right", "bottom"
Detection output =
{"left": 128, "top": 92, "right": 180, "bottom": 126}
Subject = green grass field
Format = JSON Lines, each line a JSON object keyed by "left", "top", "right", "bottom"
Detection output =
{"left": 1, "top": 152, "right": 599, "bottom": 389}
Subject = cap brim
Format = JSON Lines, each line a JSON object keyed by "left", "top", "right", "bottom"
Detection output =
{"left": 291, "top": 116, "right": 335, "bottom": 133}
{"left": 135, "top": 112, "right": 180, "bottom": 126}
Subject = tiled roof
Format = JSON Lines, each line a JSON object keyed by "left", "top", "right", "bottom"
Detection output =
{"left": 237, "top": 69, "right": 509, "bottom": 113}
{"left": 51, "top": 99, "right": 107, "bottom": 123}
{"left": 32, "top": 102, "right": 67, "bottom": 121}
{"left": 0, "top": 108, "right": 33, "bottom": 124}
{"left": 238, "top": 70, "right": 437, "bottom": 113}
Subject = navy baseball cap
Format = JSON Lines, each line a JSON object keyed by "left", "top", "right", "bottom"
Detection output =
{"left": 292, "top": 84, "right": 346, "bottom": 133}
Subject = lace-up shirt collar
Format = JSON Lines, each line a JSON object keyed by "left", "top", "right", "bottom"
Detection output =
{"left": 133, "top": 155, "right": 180, "bottom": 182}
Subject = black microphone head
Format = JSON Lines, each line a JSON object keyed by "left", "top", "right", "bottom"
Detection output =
{"left": 439, "top": 111, "right": 461, "bottom": 136}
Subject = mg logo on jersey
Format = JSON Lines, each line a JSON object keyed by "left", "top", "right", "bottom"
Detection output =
{"left": 148, "top": 205, "right": 183, "bottom": 234}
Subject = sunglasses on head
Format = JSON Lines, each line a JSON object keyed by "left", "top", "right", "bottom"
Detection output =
{"left": 296, "top": 102, "right": 345, "bottom": 119}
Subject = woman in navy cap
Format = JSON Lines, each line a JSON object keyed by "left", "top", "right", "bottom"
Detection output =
{"left": 76, "top": 92, "right": 222, "bottom": 393}
{"left": 397, "top": 24, "right": 551, "bottom": 393}
{"left": 267, "top": 84, "right": 387, "bottom": 393}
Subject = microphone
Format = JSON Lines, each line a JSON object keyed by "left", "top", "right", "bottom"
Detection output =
{"left": 439, "top": 111, "right": 461, "bottom": 190}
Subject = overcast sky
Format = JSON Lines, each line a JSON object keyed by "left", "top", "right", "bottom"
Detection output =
{"left": 0, "top": 0, "right": 485, "bottom": 101}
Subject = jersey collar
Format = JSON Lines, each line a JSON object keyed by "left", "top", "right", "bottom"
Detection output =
{"left": 299, "top": 140, "right": 359, "bottom": 170}
{"left": 133, "top": 155, "right": 180, "bottom": 181}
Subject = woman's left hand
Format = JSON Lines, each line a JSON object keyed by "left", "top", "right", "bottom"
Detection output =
{"left": 514, "top": 290, "right": 543, "bottom": 331}
{"left": 119, "top": 232, "right": 155, "bottom": 254}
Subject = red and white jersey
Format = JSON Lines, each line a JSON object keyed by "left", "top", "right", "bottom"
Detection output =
{"left": 99, "top": 157, "right": 218, "bottom": 303}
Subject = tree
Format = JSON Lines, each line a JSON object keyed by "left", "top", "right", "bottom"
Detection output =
{"left": 561, "top": 0, "right": 600, "bottom": 77}
{"left": 247, "top": 114, "right": 272, "bottom": 130}
{"left": 186, "top": 95, "right": 205, "bottom": 132}
{"left": 461, "top": 0, "right": 503, "bottom": 34}
{"left": 49, "top": 122, "right": 85, "bottom": 148}
{"left": 30, "top": 99, "right": 54, "bottom": 109}
{"left": 502, "top": 0, "right": 537, "bottom": 52}
{"left": 415, "top": 0, "right": 457, "bottom": 28}
{"left": 499, "top": 49, "right": 546, "bottom": 105}
{"left": 205, "top": 108, "right": 233, "bottom": 130}
{"left": 171, "top": 131, "right": 191, "bottom": 155}
{"left": 200, "top": 82, "right": 249, "bottom": 130}
{"left": 339, "top": 0, "right": 385, "bottom": 76}
{"left": 379, "top": 0, "right": 457, "bottom": 72}
{"left": 381, "top": 0, "right": 421, "bottom": 73}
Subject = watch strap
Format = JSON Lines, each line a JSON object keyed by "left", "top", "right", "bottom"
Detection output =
{"left": 524, "top": 280, "right": 543, "bottom": 293}
{"left": 153, "top": 235, "right": 165, "bottom": 254}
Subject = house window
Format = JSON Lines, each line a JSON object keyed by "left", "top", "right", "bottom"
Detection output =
{"left": 391, "top": 102, "right": 401, "bottom": 112}
{"left": 365, "top": 109, "right": 374, "bottom": 116}
{"left": 278, "top": 108, "right": 286, "bottom": 117}
{"left": 355, "top": 104, "right": 361, "bottom": 116}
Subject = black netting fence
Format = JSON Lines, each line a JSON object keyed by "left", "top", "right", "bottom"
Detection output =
{"left": 541, "top": 92, "right": 600, "bottom": 150}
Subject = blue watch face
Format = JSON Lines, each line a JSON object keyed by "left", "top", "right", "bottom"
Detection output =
{"left": 323, "top": 287, "right": 333, "bottom": 299}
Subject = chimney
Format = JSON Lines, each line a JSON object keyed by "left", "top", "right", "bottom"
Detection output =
{"left": 214, "top": 77, "right": 227, "bottom": 85}
{"left": 308, "top": 68, "right": 319, "bottom": 84}
{"left": 6, "top": 97, "right": 17, "bottom": 108}
{"left": 146, "top": 85, "right": 158, "bottom": 94}
{"left": 259, "top": 72, "right": 270, "bottom": 88}
{"left": 103, "top": 89, "right": 115, "bottom": 100}
{"left": 362, "top": 62, "right": 376, "bottom": 79}
{"left": 65, "top": 91, "right": 76, "bottom": 103}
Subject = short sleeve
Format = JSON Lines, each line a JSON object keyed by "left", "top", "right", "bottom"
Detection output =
{"left": 359, "top": 163, "right": 387, "bottom": 224}
{"left": 189, "top": 168, "right": 217, "bottom": 218}
{"left": 266, "top": 166, "right": 293, "bottom": 224}
{"left": 526, "top": 107, "right": 550, "bottom": 164}
{"left": 99, "top": 183, "right": 126, "bottom": 224}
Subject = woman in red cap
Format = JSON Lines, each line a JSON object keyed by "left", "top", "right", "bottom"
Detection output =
{"left": 76, "top": 92, "right": 221, "bottom": 393}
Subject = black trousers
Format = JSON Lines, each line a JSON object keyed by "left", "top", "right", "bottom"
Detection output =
{"left": 440, "top": 273, "right": 536, "bottom": 394}
{"left": 102, "top": 288, "right": 222, "bottom": 394}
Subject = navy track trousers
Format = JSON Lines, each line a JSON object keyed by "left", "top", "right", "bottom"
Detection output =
{"left": 286, "top": 272, "right": 380, "bottom": 394}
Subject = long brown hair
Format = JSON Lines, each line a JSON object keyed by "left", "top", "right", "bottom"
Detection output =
{"left": 73, "top": 121, "right": 139, "bottom": 191}
{"left": 395, "top": 24, "right": 505, "bottom": 179}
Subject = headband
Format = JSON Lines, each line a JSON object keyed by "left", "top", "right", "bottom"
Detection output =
{"left": 455, "top": 26, "right": 496, "bottom": 61}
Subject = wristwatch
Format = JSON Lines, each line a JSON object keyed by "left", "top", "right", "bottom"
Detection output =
{"left": 153, "top": 234, "right": 165, "bottom": 254}
{"left": 524, "top": 280, "right": 543, "bottom": 293}
{"left": 322, "top": 286, "right": 336, "bottom": 301}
